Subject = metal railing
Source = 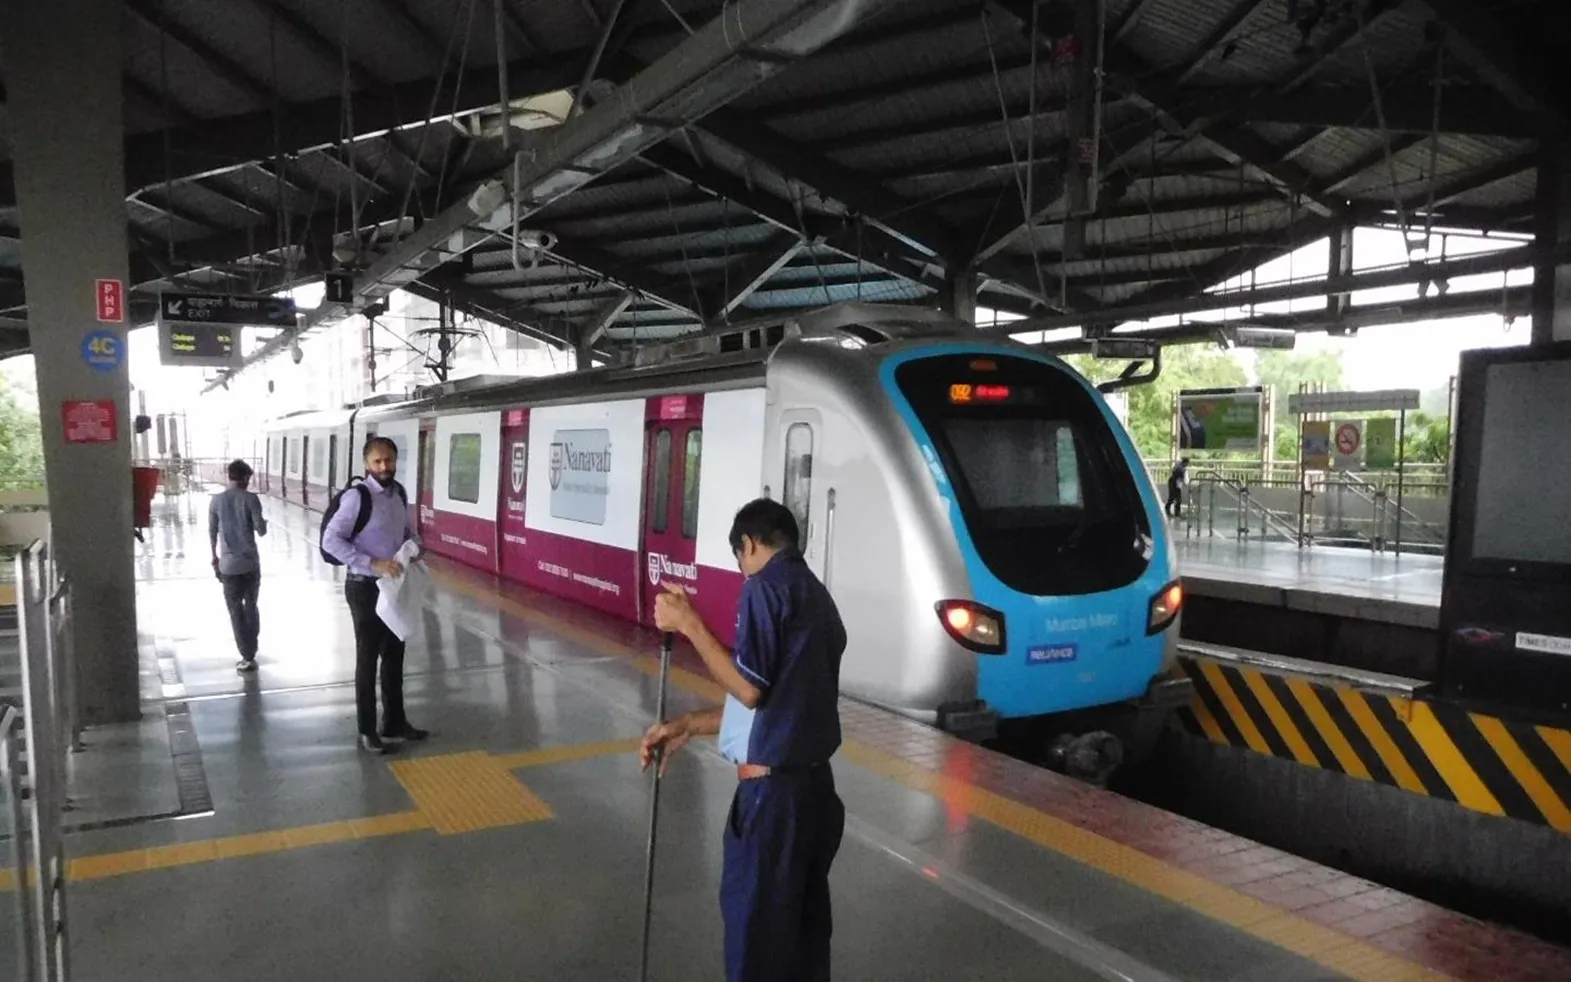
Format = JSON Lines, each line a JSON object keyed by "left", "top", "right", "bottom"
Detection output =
{"left": 6, "top": 540, "right": 74, "bottom": 982}
{"left": 1176, "top": 473, "right": 1303, "bottom": 544}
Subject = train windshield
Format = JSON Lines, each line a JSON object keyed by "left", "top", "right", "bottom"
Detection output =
{"left": 894, "top": 353, "right": 1152, "bottom": 596}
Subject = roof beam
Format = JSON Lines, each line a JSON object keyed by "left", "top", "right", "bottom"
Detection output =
{"left": 578, "top": 291, "right": 635, "bottom": 355}
{"left": 0, "top": 51, "right": 587, "bottom": 209}
{"left": 405, "top": 275, "right": 581, "bottom": 352}
{"left": 701, "top": 232, "right": 807, "bottom": 322}
{"left": 1171, "top": 0, "right": 1275, "bottom": 87}
{"left": 548, "top": 237, "right": 700, "bottom": 318}
{"left": 1419, "top": 0, "right": 1568, "bottom": 125}
{"left": 989, "top": 238, "right": 1543, "bottom": 334}
{"left": 123, "top": 0, "right": 272, "bottom": 103}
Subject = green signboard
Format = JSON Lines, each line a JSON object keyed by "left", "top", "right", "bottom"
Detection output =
{"left": 1177, "top": 387, "right": 1265, "bottom": 453}
{"left": 1365, "top": 417, "right": 1398, "bottom": 469}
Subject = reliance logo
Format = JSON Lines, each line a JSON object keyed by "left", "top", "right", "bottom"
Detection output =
{"left": 647, "top": 552, "right": 698, "bottom": 585}
{"left": 549, "top": 440, "right": 613, "bottom": 490}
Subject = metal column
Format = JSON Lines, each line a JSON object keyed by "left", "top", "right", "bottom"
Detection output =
{"left": 0, "top": 0, "right": 140, "bottom": 723}
{"left": 1532, "top": 137, "right": 1571, "bottom": 345}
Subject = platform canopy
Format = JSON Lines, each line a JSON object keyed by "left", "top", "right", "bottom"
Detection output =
{"left": 1, "top": 0, "right": 1564, "bottom": 373}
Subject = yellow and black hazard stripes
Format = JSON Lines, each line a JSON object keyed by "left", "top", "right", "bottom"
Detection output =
{"left": 1175, "top": 655, "right": 1571, "bottom": 833}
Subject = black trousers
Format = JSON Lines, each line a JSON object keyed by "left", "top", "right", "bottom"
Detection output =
{"left": 1165, "top": 482, "right": 1184, "bottom": 517}
{"left": 221, "top": 571, "right": 261, "bottom": 659}
{"left": 721, "top": 765, "right": 845, "bottom": 982}
{"left": 345, "top": 577, "right": 408, "bottom": 737}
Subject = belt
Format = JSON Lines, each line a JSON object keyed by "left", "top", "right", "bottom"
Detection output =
{"left": 736, "top": 761, "right": 825, "bottom": 780}
{"left": 346, "top": 572, "right": 377, "bottom": 583}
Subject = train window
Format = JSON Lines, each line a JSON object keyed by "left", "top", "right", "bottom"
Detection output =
{"left": 783, "top": 423, "right": 813, "bottom": 535}
{"left": 447, "top": 433, "right": 483, "bottom": 503}
{"left": 420, "top": 430, "right": 436, "bottom": 496}
{"left": 682, "top": 429, "right": 702, "bottom": 539}
{"left": 894, "top": 354, "right": 1150, "bottom": 596}
{"left": 650, "top": 429, "right": 672, "bottom": 533}
{"left": 311, "top": 438, "right": 327, "bottom": 482}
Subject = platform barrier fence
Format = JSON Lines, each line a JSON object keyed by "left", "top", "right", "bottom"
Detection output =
{"left": 7, "top": 540, "right": 75, "bottom": 982}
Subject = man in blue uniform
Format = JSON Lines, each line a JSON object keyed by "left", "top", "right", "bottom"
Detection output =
{"left": 640, "top": 498, "right": 847, "bottom": 982}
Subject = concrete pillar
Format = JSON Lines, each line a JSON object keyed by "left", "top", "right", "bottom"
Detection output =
{"left": 1, "top": 0, "right": 140, "bottom": 723}
{"left": 1532, "top": 138, "right": 1571, "bottom": 345}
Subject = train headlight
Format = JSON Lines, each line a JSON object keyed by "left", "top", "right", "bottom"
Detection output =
{"left": 935, "top": 600, "right": 1007, "bottom": 654}
{"left": 1147, "top": 580, "right": 1183, "bottom": 635}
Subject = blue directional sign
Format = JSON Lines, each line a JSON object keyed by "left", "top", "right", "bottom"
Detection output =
{"left": 80, "top": 329, "right": 124, "bottom": 373}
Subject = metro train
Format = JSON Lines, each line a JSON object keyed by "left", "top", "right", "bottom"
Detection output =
{"left": 249, "top": 303, "right": 1187, "bottom": 757}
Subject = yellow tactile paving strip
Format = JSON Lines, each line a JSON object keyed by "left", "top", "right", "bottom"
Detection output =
{"left": 390, "top": 750, "right": 553, "bottom": 834}
{"left": 0, "top": 743, "right": 603, "bottom": 891}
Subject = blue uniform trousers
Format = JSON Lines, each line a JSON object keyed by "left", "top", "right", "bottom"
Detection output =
{"left": 720, "top": 764, "right": 845, "bottom": 982}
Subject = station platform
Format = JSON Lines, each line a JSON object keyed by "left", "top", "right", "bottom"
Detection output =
{"left": 1172, "top": 538, "right": 1445, "bottom": 680}
{"left": 1174, "top": 539, "right": 1441, "bottom": 630}
{"left": 5, "top": 496, "right": 1568, "bottom": 982}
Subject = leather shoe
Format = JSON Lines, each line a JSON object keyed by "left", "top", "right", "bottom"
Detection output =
{"left": 359, "top": 734, "right": 391, "bottom": 754}
{"left": 381, "top": 725, "right": 429, "bottom": 742}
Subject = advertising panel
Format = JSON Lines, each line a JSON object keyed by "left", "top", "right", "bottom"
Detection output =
{"left": 1364, "top": 417, "right": 1397, "bottom": 469}
{"left": 1301, "top": 420, "right": 1332, "bottom": 469}
{"left": 548, "top": 428, "right": 613, "bottom": 525}
{"left": 1177, "top": 387, "right": 1264, "bottom": 453}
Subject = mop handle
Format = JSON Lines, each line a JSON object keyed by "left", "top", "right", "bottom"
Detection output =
{"left": 639, "top": 631, "right": 675, "bottom": 982}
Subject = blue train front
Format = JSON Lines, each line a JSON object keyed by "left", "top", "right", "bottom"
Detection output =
{"left": 761, "top": 310, "right": 1188, "bottom": 771}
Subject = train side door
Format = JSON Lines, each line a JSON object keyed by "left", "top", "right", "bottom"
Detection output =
{"left": 640, "top": 407, "right": 703, "bottom": 624}
{"left": 328, "top": 434, "right": 339, "bottom": 491}
{"left": 417, "top": 422, "right": 436, "bottom": 531}
{"left": 300, "top": 435, "right": 311, "bottom": 503}
{"left": 778, "top": 409, "right": 827, "bottom": 578}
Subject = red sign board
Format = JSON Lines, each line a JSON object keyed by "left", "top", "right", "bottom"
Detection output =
{"left": 1335, "top": 422, "right": 1362, "bottom": 456}
{"left": 62, "top": 400, "right": 118, "bottom": 444}
{"left": 658, "top": 395, "right": 688, "bottom": 420}
{"left": 95, "top": 279, "right": 125, "bottom": 323}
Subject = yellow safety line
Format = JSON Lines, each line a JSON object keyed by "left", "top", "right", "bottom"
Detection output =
{"left": 1470, "top": 715, "right": 1571, "bottom": 833}
{"left": 1338, "top": 689, "right": 1428, "bottom": 793}
{"left": 1537, "top": 725, "right": 1571, "bottom": 776}
{"left": 1241, "top": 670, "right": 1319, "bottom": 767}
{"left": 1286, "top": 678, "right": 1372, "bottom": 781}
{"left": 1405, "top": 701, "right": 1504, "bottom": 817}
{"left": 1197, "top": 660, "right": 1272, "bottom": 755}
{"left": 842, "top": 740, "right": 1453, "bottom": 982}
{"left": 390, "top": 751, "right": 553, "bottom": 834}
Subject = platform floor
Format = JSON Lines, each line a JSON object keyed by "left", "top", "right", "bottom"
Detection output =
{"left": 1173, "top": 537, "right": 1443, "bottom": 629}
{"left": 4, "top": 495, "right": 1566, "bottom": 981}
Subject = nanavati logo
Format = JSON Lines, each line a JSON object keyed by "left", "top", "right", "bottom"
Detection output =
{"left": 510, "top": 443, "right": 527, "bottom": 495}
{"left": 550, "top": 439, "right": 613, "bottom": 491}
{"left": 548, "top": 442, "right": 565, "bottom": 490}
{"left": 646, "top": 552, "right": 698, "bottom": 585}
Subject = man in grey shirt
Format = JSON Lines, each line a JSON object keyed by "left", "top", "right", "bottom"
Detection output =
{"left": 209, "top": 459, "right": 268, "bottom": 672}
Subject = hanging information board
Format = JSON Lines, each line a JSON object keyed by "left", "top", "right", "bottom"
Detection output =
{"left": 1300, "top": 420, "right": 1331, "bottom": 469}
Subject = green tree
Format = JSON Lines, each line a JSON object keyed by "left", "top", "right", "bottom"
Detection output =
{"left": 1402, "top": 410, "right": 1450, "bottom": 464}
{"left": 1254, "top": 348, "right": 1345, "bottom": 459}
{"left": 1064, "top": 343, "right": 1248, "bottom": 459}
{"left": 0, "top": 371, "right": 46, "bottom": 489}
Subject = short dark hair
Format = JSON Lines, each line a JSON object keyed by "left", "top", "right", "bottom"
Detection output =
{"left": 227, "top": 459, "right": 253, "bottom": 482}
{"left": 728, "top": 498, "right": 799, "bottom": 554}
{"left": 363, "top": 436, "right": 398, "bottom": 458}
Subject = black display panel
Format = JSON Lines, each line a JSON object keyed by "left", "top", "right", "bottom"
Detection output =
{"left": 1441, "top": 342, "right": 1571, "bottom": 719}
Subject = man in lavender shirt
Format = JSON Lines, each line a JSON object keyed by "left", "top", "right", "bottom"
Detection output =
{"left": 321, "top": 436, "right": 429, "bottom": 754}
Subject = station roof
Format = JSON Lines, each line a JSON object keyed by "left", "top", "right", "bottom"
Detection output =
{"left": 0, "top": 0, "right": 1564, "bottom": 367}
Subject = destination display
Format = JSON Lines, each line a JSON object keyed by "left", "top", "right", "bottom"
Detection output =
{"left": 158, "top": 322, "right": 242, "bottom": 368}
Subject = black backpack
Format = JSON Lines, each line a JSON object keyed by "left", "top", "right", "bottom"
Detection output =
{"left": 319, "top": 476, "right": 408, "bottom": 565}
